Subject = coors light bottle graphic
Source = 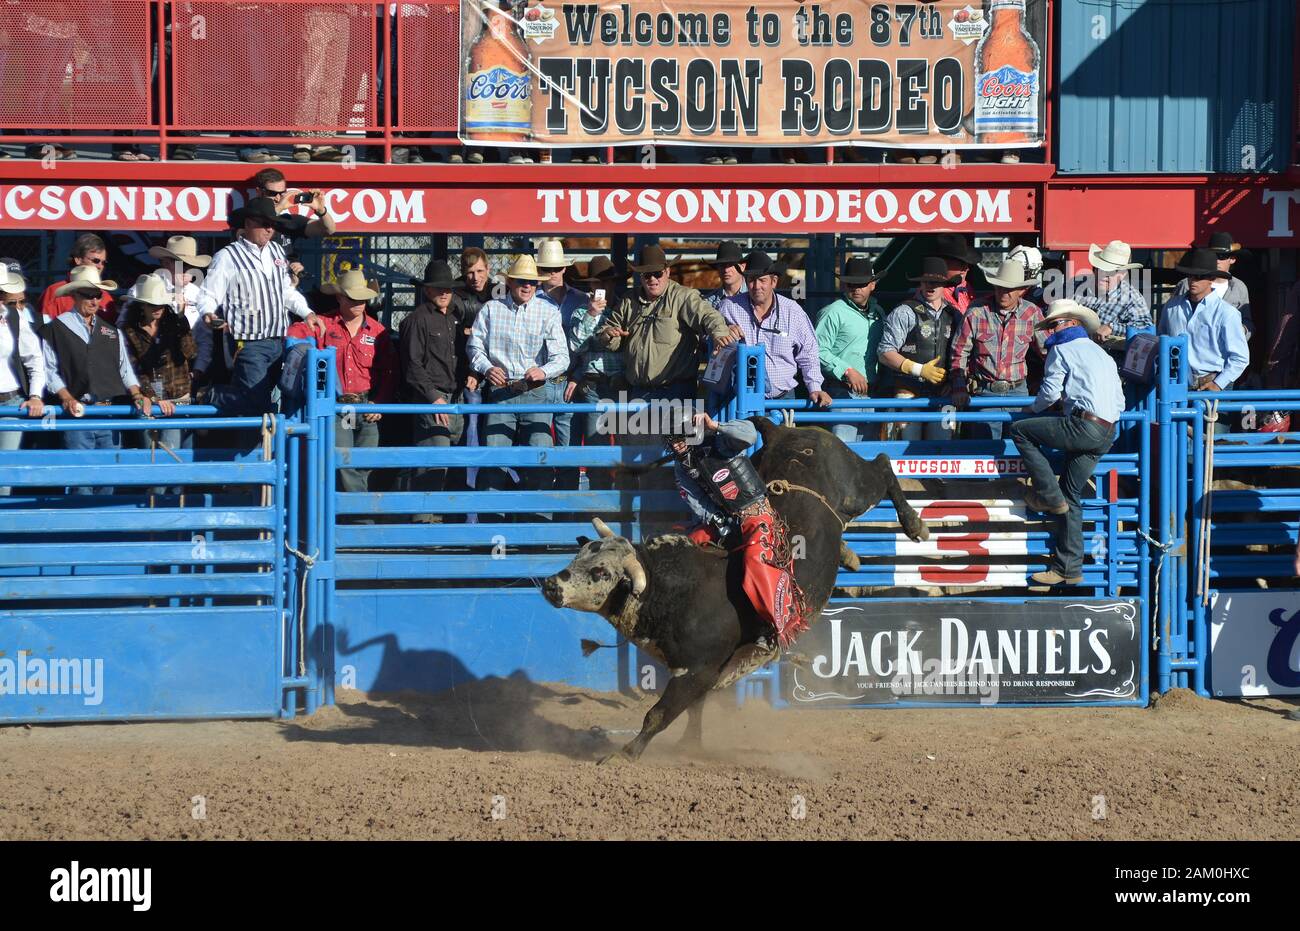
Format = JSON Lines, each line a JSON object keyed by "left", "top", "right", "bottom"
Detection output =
{"left": 463, "top": 0, "right": 533, "bottom": 142}
{"left": 972, "top": 0, "right": 1041, "bottom": 144}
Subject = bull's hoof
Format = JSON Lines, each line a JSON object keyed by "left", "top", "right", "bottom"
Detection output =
{"left": 596, "top": 741, "right": 642, "bottom": 765}
{"left": 906, "top": 520, "right": 930, "bottom": 542}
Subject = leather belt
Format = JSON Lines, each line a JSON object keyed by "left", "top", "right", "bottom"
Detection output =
{"left": 339, "top": 392, "right": 369, "bottom": 404}
{"left": 975, "top": 378, "right": 1024, "bottom": 393}
{"left": 1072, "top": 408, "right": 1114, "bottom": 430}
{"left": 1191, "top": 373, "right": 1220, "bottom": 390}
{"left": 549, "top": 374, "right": 568, "bottom": 384}
{"left": 0, "top": 389, "right": 19, "bottom": 404}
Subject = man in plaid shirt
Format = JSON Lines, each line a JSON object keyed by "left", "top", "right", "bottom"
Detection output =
{"left": 1071, "top": 240, "right": 1151, "bottom": 339}
{"left": 950, "top": 257, "right": 1046, "bottom": 442}
{"left": 467, "top": 255, "right": 569, "bottom": 496}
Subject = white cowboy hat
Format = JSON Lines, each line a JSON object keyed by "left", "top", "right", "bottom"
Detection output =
{"left": 148, "top": 235, "right": 212, "bottom": 269}
{"left": 321, "top": 268, "right": 379, "bottom": 301}
{"left": 0, "top": 266, "right": 26, "bottom": 295}
{"left": 54, "top": 265, "right": 119, "bottom": 297}
{"left": 504, "top": 254, "right": 547, "bottom": 282}
{"left": 985, "top": 258, "right": 1040, "bottom": 288}
{"left": 535, "top": 238, "right": 569, "bottom": 270}
{"left": 127, "top": 273, "right": 170, "bottom": 307}
{"left": 1035, "top": 298, "right": 1101, "bottom": 334}
{"left": 1088, "top": 240, "right": 1142, "bottom": 272}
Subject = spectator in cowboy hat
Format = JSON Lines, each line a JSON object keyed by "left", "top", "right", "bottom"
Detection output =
{"left": 290, "top": 268, "right": 397, "bottom": 495}
{"left": 42, "top": 272, "right": 164, "bottom": 494}
{"left": 1159, "top": 248, "right": 1249, "bottom": 394}
{"left": 1169, "top": 232, "right": 1253, "bottom": 339}
{"left": 534, "top": 239, "right": 590, "bottom": 490}
{"left": 0, "top": 266, "right": 46, "bottom": 495}
{"left": 567, "top": 255, "right": 626, "bottom": 491}
{"left": 700, "top": 241, "right": 748, "bottom": 311}
{"left": 196, "top": 197, "right": 326, "bottom": 416}
{"left": 401, "top": 258, "right": 468, "bottom": 515}
{"left": 931, "top": 233, "right": 981, "bottom": 314}
{"left": 41, "top": 234, "right": 119, "bottom": 322}
{"left": 878, "top": 255, "right": 962, "bottom": 443}
{"left": 122, "top": 275, "right": 198, "bottom": 488}
{"left": 144, "top": 235, "right": 214, "bottom": 381}
{"left": 467, "top": 254, "right": 569, "bottom": 499}
{"left": 1071, "top": 240, "right": 1152, "bottom": 339}
{"left": 596, "top": 244, "right": 735, "bottom": 404}
{"left": 950, "top": 256, "right": 1047, "bottom": 441}
{"left": 1010, "top": 299, "right": 1124, "bottom": 588}
{"left": 716, "top": 251, "right": 829, "bottom": 409}
{"left": 816, "top": 256, "right": 885, "bottom": 444}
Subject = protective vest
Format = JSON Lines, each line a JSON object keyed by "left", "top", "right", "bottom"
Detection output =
{"left": 679, "top": 447, "right": 766, "bottom": 515}
{"left": 895, "top": 299, "right": 958, "bottom": 390}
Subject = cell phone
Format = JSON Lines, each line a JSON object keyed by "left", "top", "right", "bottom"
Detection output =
{"left": 294, "top": 192, "right": 314, "bottom": 204}
{"left": 594, "top": 288, "right": 606, "bottom": 302}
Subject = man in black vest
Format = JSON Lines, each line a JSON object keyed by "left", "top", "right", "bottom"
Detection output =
{"left": 877, "top": 256, "right": 960, "bottom": 442}
{"left": 42, "top": 276, "right": 158, "bottom": 494}
{"left": 0, "top": 267, "right": 46, "bottom": 496}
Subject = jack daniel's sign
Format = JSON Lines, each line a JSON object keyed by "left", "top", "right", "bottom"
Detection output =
{"left": 788, "top": 600, "right": 1141, "bottom": 705}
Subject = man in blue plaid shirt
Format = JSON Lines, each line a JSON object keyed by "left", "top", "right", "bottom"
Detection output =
{"left": 468, "top": 254, "right": 569, "bottom": 496}
{"left": 1072, "top": 240, "right": 1152, "bottom": 339}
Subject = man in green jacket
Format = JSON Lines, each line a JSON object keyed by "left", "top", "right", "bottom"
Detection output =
{"left": 596, "top": 244, "right": 737, "bottom": 406}
{"left": 815, "top": 256, "right": 885, "bottom": 444}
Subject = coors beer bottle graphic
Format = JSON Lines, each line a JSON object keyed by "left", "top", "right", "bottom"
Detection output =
{"left": 973, "top": 0, "right": 1041, "bottom": 144}
{"left": 464, "top": 0, "right": 532, "bottom": 142}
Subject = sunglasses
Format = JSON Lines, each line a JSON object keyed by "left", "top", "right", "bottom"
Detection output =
{"left": 73, "top": 291, "right": 103, "bottom": 301}
{"left": 82, "top": 257, "right": 106, "bottom": 267}
{"left": 262, "top": 187, "right": 288, "bottom": 197}
{"left": 642, "top": 269, "right": 669, "bottom": 279}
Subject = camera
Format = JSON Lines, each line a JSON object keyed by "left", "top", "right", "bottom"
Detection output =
{"left": 294, "top": 192, "right": 315, "bottom": 205}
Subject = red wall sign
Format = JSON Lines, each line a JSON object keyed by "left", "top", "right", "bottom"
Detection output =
{"left": 0, "top": 182, "right": 1037, "bottom": 233}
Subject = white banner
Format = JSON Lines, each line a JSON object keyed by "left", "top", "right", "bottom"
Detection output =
{"left": 1210, "top": 591, "right": 1300, "bottom": 697}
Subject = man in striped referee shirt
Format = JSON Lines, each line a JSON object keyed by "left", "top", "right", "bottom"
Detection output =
{"left": 196, "top": 197, "right": 324, "bottom": 415}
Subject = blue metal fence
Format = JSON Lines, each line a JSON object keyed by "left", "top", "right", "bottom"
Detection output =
{"left": 2, "top": 333, "right": 1296, "bottom": 722}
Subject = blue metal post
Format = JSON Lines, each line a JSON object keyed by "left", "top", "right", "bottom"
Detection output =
{"left": 322, "top": 351, "right": 338, "bottom": 708}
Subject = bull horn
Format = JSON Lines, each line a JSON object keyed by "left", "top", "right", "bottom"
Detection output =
{"left": 622, "top": 553, "right": 647, "bottom": 596}
{"left": 592, "top": 517, "right": 615, "bottom": 539}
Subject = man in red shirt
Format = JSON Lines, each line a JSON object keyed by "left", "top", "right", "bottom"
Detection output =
{"left": 933, "top": 233, "right": 982, "bottom": 315}
{"left": 41, "top": 234, "right": 119, "bottom": 323}
{"left": 289, "top": 268, "right": 397, "bottom": 493}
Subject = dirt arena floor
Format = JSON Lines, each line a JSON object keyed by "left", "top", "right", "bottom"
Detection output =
{"left": 2, "top": 681, "right": 1298, "bottom": 840}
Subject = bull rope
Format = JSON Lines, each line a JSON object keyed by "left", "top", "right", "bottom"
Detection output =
{"left": 284, "top": 542, "right": 317, "bottom": 677}
{"left": 766, "top": 479, "right": 847, "bottom": 531}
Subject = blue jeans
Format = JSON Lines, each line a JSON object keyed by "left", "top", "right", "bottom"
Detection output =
{"left": 968, "top": 380, "right": 1029, "bottom": 442}
{"left": 336, "top": 412, "right": 380, "bottom": 494}
{"left": 63, "top": 426, "right": 122, "bottom": 495}
{"left": 825, "top": 380, "right": 870, "bottom": 445}
{"left": 411, "top": 389, "right": 466, "bottom": 493}
{"left": 546, "top": 378, "right": 580, "bottom": 490}
{"left": 893, "top": 386, "right": 955, "bottom": 443}
{"left": 208, "top": 338, "right": 284, "bottom": 416}
{"left": 481, "top": 383, "right": 553, "bottom": 492}
{"left": 1010, "top": 412, "right": 1115, "bottom": 577}
{"left": 145, "top": 425, "right": 193, "bottom": 496}
{"left": 575, "top": 376, "right": 618, "bottom": 490}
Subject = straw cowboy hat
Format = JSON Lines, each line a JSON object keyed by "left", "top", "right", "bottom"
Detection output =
{"left": 148, "top": 235, "right": 212, "bottom": 268}
{"left": 1088, "top": 240, "right": 1142, "bottom": 272}
{"left": 55, "top": 265, "right": 118, "bottom": 297}
{"left": 322, "top": 268, "right": 380, "bottom": 301}
{"left": 0, "top": 266, "right": 26, "bottom": 295}
{"left": 535, "top": 239, "right": 570, "bottom": 269}
{"left": 985, "top": 257, "right": 1041, "bottom": 288}
{"left": 126, "top": 274, "right": 170, "bottom": 307}
{"left": 1175, "top": 248, "right": 1232, "bottom": 280}
{"left": 504, "top": 254, "right": 547, "bottom": 282}
{"left": 1035, "top": 298, "right": 1101, "bottom": 334}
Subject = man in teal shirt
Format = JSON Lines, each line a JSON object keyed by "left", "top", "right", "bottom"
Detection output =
{"left": 815, "top": 256, "right": 884, "bottom": 444}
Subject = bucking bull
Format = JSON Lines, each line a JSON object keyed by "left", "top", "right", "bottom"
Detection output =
{"left": 541, "top": 417, "right": 929, "bottom": 762}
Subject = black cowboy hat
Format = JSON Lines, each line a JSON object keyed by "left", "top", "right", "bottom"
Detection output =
{"left": 1175, "top": 248, "right": 1232, "bottom": 279}
{"left": 741, "top": 250, "right": 786, "bottom": 279}
{"left": 630, "top": 244, "right": 676, "bottom": 273}
{"left": 932, "top": 233, "right": 980, "bottom": 266}
{"left": 576, "top": 255, "right": 619, "bottom": 283}
{"left": 1206, "top": 231, "right": 1247, "bottom": 258}
{"left": 908, "top": 255, "right": 962, "bottom": 286}
{"left": 709, "top": 240, "right": 745, "bottom": 268}
{"left": 410, "top": 259, "right": 465, "bottom": 289}
{"left": 228, "top": 196, "right": 295, "bottom": 230}
{"left": 840, "top": 255, "right": 879, "bottom": 285}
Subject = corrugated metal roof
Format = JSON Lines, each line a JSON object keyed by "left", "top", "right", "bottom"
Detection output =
{"left": 1057, "top": 0, "right": 1294, "bottom": 173}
